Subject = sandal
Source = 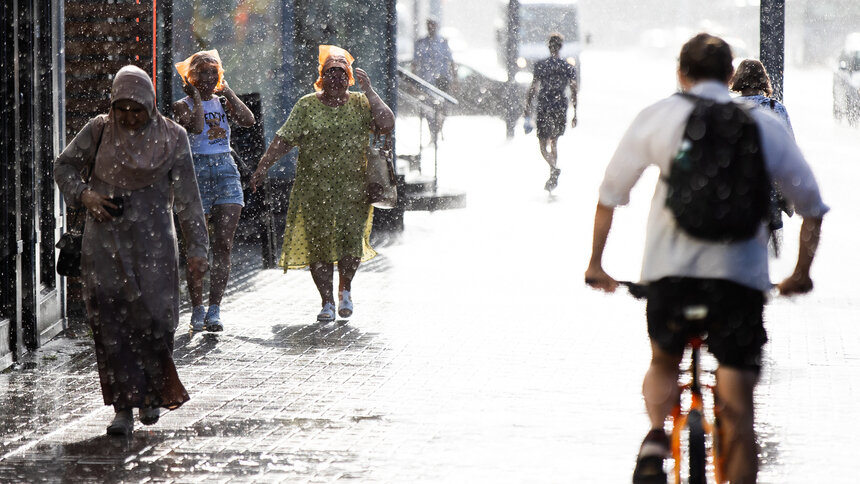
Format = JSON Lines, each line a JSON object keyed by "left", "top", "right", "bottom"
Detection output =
{"left": 338, "top": 290, "right": 353, "bottom": 318}
{"left": 317, "top": 302, "right": 336, "bottom": 322}
{"left": 632, "top": 429, "right": 669, "bottom": 484}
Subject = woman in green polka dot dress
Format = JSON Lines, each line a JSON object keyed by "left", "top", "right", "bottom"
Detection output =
{"left": 251, "top": 45, "right": 394, "bottom": 322}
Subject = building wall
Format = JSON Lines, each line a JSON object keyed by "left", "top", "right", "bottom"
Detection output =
{"left": 1, "top": 0, "right": 66, "bottom": 369}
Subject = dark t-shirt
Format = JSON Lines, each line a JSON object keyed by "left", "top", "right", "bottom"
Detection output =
{"left": 533, "top": 57, "right": 577, "bottom": 111}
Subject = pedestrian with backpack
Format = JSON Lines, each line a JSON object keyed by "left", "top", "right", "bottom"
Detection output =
{"left": 584, "top": 34, "right": 828, "bottom": 484}
{"left": 731, "top": 58, "right": 795, "bottom": 248}
{"left": 731, "top": 59, "right": 793, "bottom": 136}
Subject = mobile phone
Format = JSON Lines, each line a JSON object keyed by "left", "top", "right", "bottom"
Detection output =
{"left": 105, "top": 197, "right": 124, "bottom": 217}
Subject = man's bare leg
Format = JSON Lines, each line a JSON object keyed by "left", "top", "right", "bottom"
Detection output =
{"left": 715, "top": 366, "right": 759, "bottom": 484}
{"left": 643, "top": 342, "right": 682, "bottom": 429}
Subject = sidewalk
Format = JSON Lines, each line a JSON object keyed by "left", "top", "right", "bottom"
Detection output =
{"left": 2, "top": 49, "right": 860, "bottom": 483}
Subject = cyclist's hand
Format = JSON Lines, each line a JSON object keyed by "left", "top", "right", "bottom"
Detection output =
{"left": 777, "top": 271, "right": 813, "bottom": 296}
{"left": 584, "top": 266, "right": 619, "bottom": 293}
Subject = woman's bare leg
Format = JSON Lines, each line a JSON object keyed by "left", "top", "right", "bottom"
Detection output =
{"left": 310, "top": 262, "right": 335, "bottom": 306}
{"left": 184, "top": 217, "right": 209, "bottom": 308}
{"left": 207, "top": 204, "right": 242, "bottom": 306}
{"left": 337, "top": 256, "right": 361, "bottom": 295}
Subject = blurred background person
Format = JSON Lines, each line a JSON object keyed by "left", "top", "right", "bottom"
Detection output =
{"left": 173, "top": 50, "right": 256, "bottom": 332}
{"left": 250, "top": 45, "right": 394, "bottom": 323}
{"left": 412, "top": 17, "right": 457, "bottom": 139}
{"left": 731, "top": 58, "right": 795, "bottom": 251}
{"left": 523, "top": 33, "right": 578, "bottom": 193}
{"left": 731, "top": 58, "right": 794, "bottom": 135}
{"left": 54, "top": 65, "right": 209, "bottom": 436}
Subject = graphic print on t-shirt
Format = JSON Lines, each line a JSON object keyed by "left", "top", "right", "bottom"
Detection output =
{"left": 183, "top": 96, "right": 231, "bottom": 155}
{"left": 206, "top": 111, "right": 227, "bottom": 143}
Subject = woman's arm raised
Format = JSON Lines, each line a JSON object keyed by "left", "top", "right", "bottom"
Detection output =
{"left": 354, "top": 67, "right": 395, "bottom": 134}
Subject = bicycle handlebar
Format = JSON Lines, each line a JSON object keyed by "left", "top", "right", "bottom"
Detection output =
{"left": 584, "top": 278, "right": 648, "bottom": 300}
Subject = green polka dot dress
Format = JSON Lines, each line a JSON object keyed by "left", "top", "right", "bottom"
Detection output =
{"left": 275, "top": 91, "right": 377, "bottom": 270}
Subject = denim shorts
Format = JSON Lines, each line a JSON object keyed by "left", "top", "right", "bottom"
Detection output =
{"left": 192, "top": 152, "right": 244, "bottom": 214}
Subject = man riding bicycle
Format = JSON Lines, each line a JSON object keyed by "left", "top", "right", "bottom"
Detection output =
{"left": 585, "top": 33, "right": 828, "bottom": 484}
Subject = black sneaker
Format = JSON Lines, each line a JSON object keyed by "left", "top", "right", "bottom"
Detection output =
{"left": 632, "top": 429, "right": 669, "bottom": 484}
{"left": 545, "top": 168, "right": 561, "bottom": 192}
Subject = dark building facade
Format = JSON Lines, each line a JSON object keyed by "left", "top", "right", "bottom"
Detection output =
{"left": 2, "top": 0, "right": 66, "bottom": 369}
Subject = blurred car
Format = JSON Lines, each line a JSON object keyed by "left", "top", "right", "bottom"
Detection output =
{"left": 833, "top": 33, "right": 860, "bottom": 126}
{"left": 450, "top": 61, "right": 527, "bottom": 117}
{"left": 397, "top": 59, "right": 527, "bottom": 118}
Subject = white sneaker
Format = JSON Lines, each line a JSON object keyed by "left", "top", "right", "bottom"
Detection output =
{"left": 338, "top": 290, "right": 353, "bottom": 318}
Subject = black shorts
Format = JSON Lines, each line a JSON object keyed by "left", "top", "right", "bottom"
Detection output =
{"left": 646, "top": 277, "right": 767, "bottom": 372}
{"left": 536, "top": 107, "right": 567, "bottom": 139}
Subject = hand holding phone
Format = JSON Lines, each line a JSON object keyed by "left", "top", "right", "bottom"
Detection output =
{"left": 104, "top": 197, "right": 124, "bottom": 217}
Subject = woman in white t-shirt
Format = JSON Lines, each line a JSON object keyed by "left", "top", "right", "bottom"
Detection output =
{"left": 173, "top": 50, "right": 255, "bottom": 332}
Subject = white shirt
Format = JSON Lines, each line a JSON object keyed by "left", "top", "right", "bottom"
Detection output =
{"left": 598, "top": 81, "right": 829, "bottom": 291}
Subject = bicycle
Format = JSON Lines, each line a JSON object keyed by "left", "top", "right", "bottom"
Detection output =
{"left": 593, "top": 279, "right": 722, "bottom": 484}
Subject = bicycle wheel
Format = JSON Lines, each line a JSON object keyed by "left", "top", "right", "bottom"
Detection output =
{"left": 687, "top": 409, "right": 706, "bottom": 484}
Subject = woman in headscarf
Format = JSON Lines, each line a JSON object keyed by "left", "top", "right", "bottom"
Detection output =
{"left": 250, "top": 45, "right": 394, "bottom": 322}
{"left": 173, "top": 50, "right": 255, "bottom": 332}
{"left": 54, "top": 65, "right": 209, "bottom": 436}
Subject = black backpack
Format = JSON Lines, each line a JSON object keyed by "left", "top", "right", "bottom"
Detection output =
{"left": 665, "top": 93, "right": 770, "bottom": 242}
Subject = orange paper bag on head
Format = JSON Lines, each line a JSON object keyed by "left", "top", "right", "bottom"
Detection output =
{"left": 314, "top": 45, "right": 355, "bottom": 91}
{"left": 174, "top": 49, "right": 224, "bottom": 91}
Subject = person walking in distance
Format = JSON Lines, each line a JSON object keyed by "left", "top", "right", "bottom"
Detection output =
{"left": 584, "top": 34, "right": 828, "bottom": 483}
{"left": 250, "top": 45, "right": 394, "bottom": 323}
{"left": 523, "top": 32, "right": 578, "bottom": 192}
{"left": 412, "top": 17, "right": 456, "bottom": 140}
{"left": 173, "top": 50, "right": 256, "bottom": 332}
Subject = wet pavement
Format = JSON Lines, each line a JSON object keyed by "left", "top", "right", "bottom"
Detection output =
{"left": 2, "top": 49, "right": 860, "bottom": 482}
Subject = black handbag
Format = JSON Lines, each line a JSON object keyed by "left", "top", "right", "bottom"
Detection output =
{"left": 56, "top": 120, "right": 104, "bottom": 277}
{"left": 55, "top": 226, "right": 83, "bottom": 277}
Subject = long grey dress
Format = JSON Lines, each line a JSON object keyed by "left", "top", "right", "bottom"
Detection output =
{"left": 54, "top": 115, "right": 208, "bottom": 410}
